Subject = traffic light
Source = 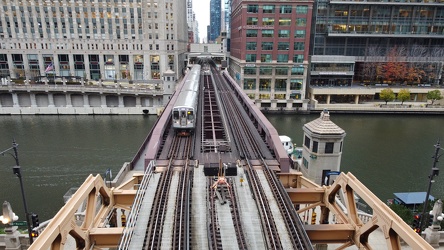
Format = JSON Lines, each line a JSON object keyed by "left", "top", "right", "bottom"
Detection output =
{"left": 412, "top": 214, "right": 421, "bottom": 231}
{"left": 427, "top": 214, "right": 434, "bottom": 227}
{"left": 311, "top": 211, "right": 317, "bottom": 225}
{"left": 31, "top": 213, "right": 39, "bottom": 228}
{"left": 31, "top": 229, "right": 39, "bottom": 238}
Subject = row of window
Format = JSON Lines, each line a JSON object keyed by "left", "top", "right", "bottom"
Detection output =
{"left": 1, "top": 53, "right": 173, "bottom": 80}
{"left": 0, "top": 40, "right": 173, "bottom": 52}
{"left": 243, "top": 78, "right": 303, "bottom": 91}
{"left": 245, "top": 42, "right": 305, "bottom": 51}
{"left": 304, "top": 136, "right": 342, "bottom": 154}
{"left": 244, "top": 64, "right": 305, "bottom": 75}
{"left": 247, "top": 4, "right": 308, "bottom": 14}
{"left": 246, "top": 17, "right": 307, "bottom": 26}
{"left": 247, "top": 93, "right": 302, "bottom": 101}
{"left": 246, "top": 29, "right": 306, "bottom": 38}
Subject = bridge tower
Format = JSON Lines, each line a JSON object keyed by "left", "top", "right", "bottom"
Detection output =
{"left": 162, "top": 68, "right": 176, "bottom": 105}
{"left": 301, "top": 109, "right": 346, "bottom": 184}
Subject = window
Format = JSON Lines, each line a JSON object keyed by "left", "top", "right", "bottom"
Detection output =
{"left": 294, "top": 42, "right": 304, "bottom": 51}
{"left": 290, "top": 79, "right": 302, "bottom": 90}
{"left": 244, "top": 66, "right": 256, "bottom": 75}
{"left": 312, "top": 141, "right": 318, "bottom": 153}
{"left": 246, "top": 29, "right": 257, "bottom": 37}
{"left": 263, "top": 5, "right": 275, "bottom": 13}
{"left": 246, "top": 54, "right": 256, "bottom": 62}
{"left": 280, "top": 5, "right": 292, "bottom": 14}
{"left": 278, "top": 30, "right": 290, "bottom": 38}
{"left": 246, "top": 42, "right": 257, "bottom": 50}
{"left": 275, "top": 79, "right": 286, "bottom": 90}
{"left": 261, "top": 42, "right": 273, "bottom": 50}
{"left": 259, "top": 67, "right": 272, "bottom": 75}
{"left": 247, "top": 5, "right": 259, "bottom": 13}
{"left": 296, "top": 18, "right": 307, "bottom": 26}
{"left": 277, "top": 54, "right": 288, "bottom": 62}
{"left": 262, "top": 29, "right": 274, "bottom": 37}
{"left": 291, "top": 66, "right": 304, "bottom": 75}
{"left": 275, "top": 67, "right": 288, "bottom": 75}
{"left": 260, "top": 54, "right": 272, "bottom": 62}
{"left": 294, "top": 54, "right": 304, "bottom": 63}
{"left": 325, "top": 142, "right": 334, "bottom": 154}
{"left": 262, "top": 17, "right": 274, "bottom": 25}
{"left": 279, "top": 18, "right": 291, "bottom": 26}
{"left": 303, "top": 157, "right": 308, "bottom": 169}
{"left": 278, "top": 42, "right": 289, "bottom": 50}
{"left": 304, "top": 136, "right": 310, "bottom": 148}
{"left": 296, "top": 5, "right": 308, "bottom": 14}
{"left": 259, "top": 78, "right": 271, "bottom": 90}
{"left": 295, "top": 30, "right": 306, "bottom": 38}
{"left": 244, "top": 79, "right": 256, "bottom": 90}
{"left": 247, "top": 17, "right": 258, "bottom": 25}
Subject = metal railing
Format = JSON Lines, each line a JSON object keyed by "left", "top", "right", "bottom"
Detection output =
{"left": 118, "top": 160, "right": 156, "bottom": 249}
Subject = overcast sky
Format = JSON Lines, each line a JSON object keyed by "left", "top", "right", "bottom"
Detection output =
{"left": 193, "top": 0, "right": 210, "bottom": 41}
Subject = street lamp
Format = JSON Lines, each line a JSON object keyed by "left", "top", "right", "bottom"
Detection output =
{"left": 418, "top": 140, "right": 443, "bottom": 234}
{"left": 0, "top": 139, "right": 33, "bottom": 244}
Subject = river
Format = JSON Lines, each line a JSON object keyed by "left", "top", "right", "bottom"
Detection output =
{"left": 0, "top": 113, "right": 443, "bottom": 221}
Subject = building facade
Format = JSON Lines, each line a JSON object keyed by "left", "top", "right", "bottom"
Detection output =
{"left": 0, "top": 0, "right": 188, "bottom": 83}
{"left": 210, "top": 0, "right": 222, "bottom": 42}
{"left": 308, "top": 0, "right": 444, "bottom": 105}
{"left": 187, "top": 0, "right": 199, "bottom": 45}
{"left": 229, "top": 0, "right": 314, "bottom": 111}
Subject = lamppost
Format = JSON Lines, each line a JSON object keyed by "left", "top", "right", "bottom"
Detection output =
{"left": 418, "top": 140, "right": 443, "bottom": 234}
{"left": 0, "top": 139, "right": 33, "bottom": 244}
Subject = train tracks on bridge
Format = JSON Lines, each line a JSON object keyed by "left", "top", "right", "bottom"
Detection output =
{"left": 215, "top": 68, "right": 313, "bottom": 250}
{"left": 143, "top": 135, "right": 193, "bottom": 250}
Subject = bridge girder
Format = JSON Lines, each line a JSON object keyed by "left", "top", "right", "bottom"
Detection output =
{"left": 279, "top": 172, "right": 434, "bottom": 250}
{"left": 30, "top": 174, "right": 141, "bottom": 249}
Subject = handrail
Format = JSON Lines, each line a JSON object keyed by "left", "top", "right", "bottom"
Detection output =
{"left": 118, "top": 160, "right": 155, "bottom": 249}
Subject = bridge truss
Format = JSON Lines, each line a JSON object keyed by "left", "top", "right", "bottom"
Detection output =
{"left": 30, "top": 171, "right": 434, "bottom": 249}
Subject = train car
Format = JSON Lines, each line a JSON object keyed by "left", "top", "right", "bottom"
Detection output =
{"left": 172, "top": 65, "right": 201, "bottom": 136}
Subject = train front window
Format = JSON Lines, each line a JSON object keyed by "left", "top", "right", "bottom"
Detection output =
{"left": 187, "top": 111, "right": 194, "bottom": 120}
{"left": 173, "top": 111, "right": 179, "bottom": 120}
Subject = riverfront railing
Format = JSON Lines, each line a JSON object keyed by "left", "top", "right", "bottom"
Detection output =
{"left": 0, "top": 82, "right": 164, "bottom": 95}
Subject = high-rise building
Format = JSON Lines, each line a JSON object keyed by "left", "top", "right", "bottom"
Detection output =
{"left": 210, "top": 0, "right": 222, "bottom": 42}
{"left": 187, "top": 0, "right": 199, "bottom": 44}
{"left": 308, "top": 0, "right": 444, "bottom": 104}
{"left": 0, "top": 0, "right": 188, "bottom": 82}
{"left": 229, "top": 0, "right": 314, "bottom": 111}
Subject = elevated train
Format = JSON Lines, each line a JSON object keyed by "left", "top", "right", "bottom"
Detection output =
{"left": 172, "top": 64, "right": 201, "bottom": 136}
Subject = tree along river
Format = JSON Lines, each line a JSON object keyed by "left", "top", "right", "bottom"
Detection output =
{"left": 0, "top": 113, "right": 443, "bottom": 222}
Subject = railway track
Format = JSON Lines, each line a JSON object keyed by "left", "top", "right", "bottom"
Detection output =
{"left": 213, "top": 67, "right": 313, "bottom": 250}
{"left": 143, "top": 135, "right": 193, "bottom": 250}
{"left": 207, "top": 176, "right": 248, "bottom": 250}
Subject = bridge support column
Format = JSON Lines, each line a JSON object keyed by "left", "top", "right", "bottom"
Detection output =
{"left": 326, "top": 95, "right": 331, "bottom": 104}
{"left": 66, "top": 93, "right": 72, "bottom": 107}
{"left": 355, "top": 95, "right": 359, "bottom": 104}
{"left": 30, "top": 93, "right": 37, "bottom": 108}
{"left": 48, "top": 93, "right": 55, "bottom": 107}
{"left": 11, "top": 93, "right": 19, "bottom": 108}
{"left": 118, "top": 95, "right": 124, "bottom": 108}
{"left": 101, "top": 95, "right": 107, "bottom": 108}
{"left": 83, "top": 94, "right": 90, "bottom": 107}
{"left": 135, "top": 96, "right": 141, "bottom": 108}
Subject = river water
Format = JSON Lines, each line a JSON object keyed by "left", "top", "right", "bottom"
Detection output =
{"left": 0, "top": 113, "right": 443, "bottom": 222}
